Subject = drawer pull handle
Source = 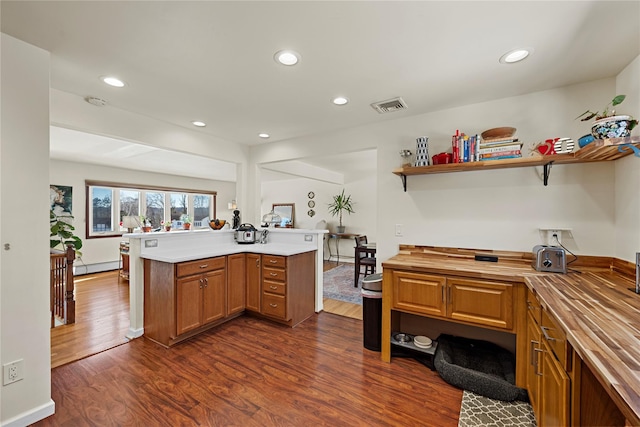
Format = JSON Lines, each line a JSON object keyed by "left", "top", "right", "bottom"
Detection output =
{"left": 534, "top": 348, "right": 543, "bottom": 376}
{"left": 269, "top": 303, "right": 278, "bottom": 308}
{"left": 269, "top": 259, "right": 278, "bottom": 263}
{"left": 199, "top": 264, "right": 208, "bottom": 269}
{"left": 541, "top": 326, "right": 556, "bottom": 342}
{"left": 270, "top": 272, "right": 278, "bottom": 276}
{"left": 269, "top": 285, "right": 278, "bottom": 290}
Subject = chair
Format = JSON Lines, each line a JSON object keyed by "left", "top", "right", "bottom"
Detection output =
{"left": 354, "top": 235, "right": 376, "bottom": 287}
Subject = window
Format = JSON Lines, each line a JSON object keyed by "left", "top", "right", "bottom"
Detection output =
{"left": 86, "top": 181, "right": 216, "bottom": 238}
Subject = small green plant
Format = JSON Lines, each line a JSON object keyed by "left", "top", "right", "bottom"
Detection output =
{"left": 50, "top": 208, "right": 83, "bottom": 256}
{"left": 576, "top": 94, "right": 635, "bottom": 123}
{"left": 180, "top": 214, "right": 192, "bottom": 224}
{"left": 327, "top": 189, "right": 354, "bottom": 228}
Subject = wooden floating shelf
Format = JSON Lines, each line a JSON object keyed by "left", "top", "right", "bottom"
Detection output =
{"left": 393, "top": 136, "right": 640, "bottom": 191}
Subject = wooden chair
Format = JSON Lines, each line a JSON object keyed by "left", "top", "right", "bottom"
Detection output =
{"left": 354, "top": 235, "right": 376, "bottom": 287}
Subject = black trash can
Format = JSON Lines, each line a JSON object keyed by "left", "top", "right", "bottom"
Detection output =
{"left": 362, "top": 272, "right": 383, "bottom": 351}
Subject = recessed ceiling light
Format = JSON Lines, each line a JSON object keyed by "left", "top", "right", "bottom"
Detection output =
{"left": 259, "top": 133, "right": 270, "bottom": 139}
{"left": 101, "top": 76, "right": 126, "bottom": 87}
{"left": 274, "top": 50, "right": 300, "bottom": 66}
{"left": 332, "top": 96, "right": 349, "bottom": 106}
{"left": 192, "top": 121, "right": 206, "bottom": 127}
{"left": 499, "top": 48, "right": 532, "bottom": 64}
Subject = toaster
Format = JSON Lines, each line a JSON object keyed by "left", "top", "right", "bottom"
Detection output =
{"left": 532, "top": 245, "right": 567, "bottom": 273}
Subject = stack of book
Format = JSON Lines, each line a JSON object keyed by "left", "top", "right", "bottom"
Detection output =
{"left": 478, "top": 136, "right": 522, "bottom": 161}
{"left": 451, "top": 132, "right": 480, "bottom": 163}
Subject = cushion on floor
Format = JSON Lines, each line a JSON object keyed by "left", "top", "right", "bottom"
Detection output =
{"left": 433, "top": 334, "right": 529, "bottom": 402}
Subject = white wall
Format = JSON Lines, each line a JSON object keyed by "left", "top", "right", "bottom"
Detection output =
{"left": 614, "top": 55, "right": 640, "bottom": 262}
{"left": 260, "top": 165, "right": 378, "bottom": 259}
{"left": 251, "top": 77, "right": 637, "bottom": 265}
{"left": 50, "top": 159, "right": 237, "bottom": 272}
{"left": 1, "top": 34, "right": 54, "bottom": 426}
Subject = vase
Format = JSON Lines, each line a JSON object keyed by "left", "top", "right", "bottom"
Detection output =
{"left": 591, "top": 115, "right": 635, "bottom": 140}
{"left": 337, "top": 225, "right": 346, "bottom": 234}
{"left": 165, "top": 226, "right": 171, "bottom": 232}
{"left": 142, "top": 226, "right": 151, "bottom": 233}
{"left": 183, "top": 223, "right": 191, "bottom": 230}
{"left": 414, "top": 136, "right": 430, "bottom": 166}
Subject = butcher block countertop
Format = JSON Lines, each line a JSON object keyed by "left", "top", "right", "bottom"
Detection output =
{"left": 383, "top": 245, "right": 640, "bottom": 425}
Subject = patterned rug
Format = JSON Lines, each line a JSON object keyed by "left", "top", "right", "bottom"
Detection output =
{"left": 458, "top": 391, "right": 536, "bottom": 427}
{"left": 323, "top": 264, "right": 363, "bottom": 305}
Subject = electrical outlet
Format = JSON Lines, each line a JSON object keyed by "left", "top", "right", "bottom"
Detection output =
{"left": 395, "top": 224, "right": 403, "bottom": 237}
{"left": 304, "top": 234, "right": 313, "bottom": 242}
{"left": 144, "top": 239, "right": 158, "bottom": 248}
{"left": 3, "top": 359, "right": 24, "bottom": 385}
{"left": 549, "top": 230, "right": 562, "bottom": 245}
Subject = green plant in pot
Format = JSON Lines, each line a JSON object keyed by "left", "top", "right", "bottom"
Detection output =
{"left": 577, "top": 94, "right": 638, "bottom": 140}
{"left": 50, "top": 208, "right": 83, "bottom": 256}
{"left": 328, "top": 189, "right": 354, "bottom": 234}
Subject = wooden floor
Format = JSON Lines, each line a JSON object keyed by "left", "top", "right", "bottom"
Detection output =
{"left": 37, "top": 312, "right": 463, "bottom": 426}
{"left": 50, "top": 271, "right": 131, "bottom": 368}
{"left": 322, "top": 261, "right": 363, "bottom": 320}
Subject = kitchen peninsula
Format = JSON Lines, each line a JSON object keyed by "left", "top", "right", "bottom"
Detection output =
{"left": 123, "top": 227, "right": 327, "bottom": 345}
{"left": 382, "top": 245, "right": 640, "bottom": 426}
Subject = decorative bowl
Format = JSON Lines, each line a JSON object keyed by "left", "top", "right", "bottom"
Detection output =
{"left": 209, "top": 219, "right": 226, "bottom": 230}
{"left": 481, "top": 127, "right": 516, "bottom": 140}
{"left": 591, "top": 115, "right": 636, "bottom": 140}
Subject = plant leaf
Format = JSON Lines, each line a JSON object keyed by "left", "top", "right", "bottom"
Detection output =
{"left": 612, "top": 95, "right": 626, "bottom": 107}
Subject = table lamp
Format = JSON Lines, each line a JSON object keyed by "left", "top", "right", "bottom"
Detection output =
{"left": 122, "top": 216, "right": 140, "bottom": 233}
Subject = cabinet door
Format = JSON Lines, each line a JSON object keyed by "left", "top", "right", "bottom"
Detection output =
{"left": 245, "top": 253, "right": 261, "bottom": 312}
{"left": 526, "top": 312, "right": 542, "bottom": 418}
{"left": 448, "top": 278, "right": 513, "bottom": 330}
{"left": 227, "top": 253, "right": 246, "bottom": 315}
{"left": 540, "top": 339, "right": 570, "bottom": 427}
{"left": 391, "top": 271, "right": 446, "bottom": 317}
{"left": 202, "top": 269, "right": 226, "bottom": 325}
{"left": 176, "top": 275, "right": 203, "bottom": 335}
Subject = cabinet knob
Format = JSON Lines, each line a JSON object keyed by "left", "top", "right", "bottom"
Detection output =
{"left": 269, "top": 303, "right": 278, "bottom": 308}
{"left": 269, "top": 285, "right": 277, "bottom": 290}
{"left": 269, "top": 259, "right": 277, "bottom": 264}
{"left": 199, "top": 264, "right": 208, "bottom": 269}
{"left": 270, "top": 272, "right": 277, "bottom": 276}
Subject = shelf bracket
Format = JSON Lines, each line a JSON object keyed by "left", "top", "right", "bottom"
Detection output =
{"left": 400, "top": 174, "right": 407, "bottom": 192}
{"left": 543, "top": 161, "right": 554, "bottom": 186}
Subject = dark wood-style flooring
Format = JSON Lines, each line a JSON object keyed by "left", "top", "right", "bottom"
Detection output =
{"left": 38, "top": 312, "right": 462, "bottom": 426}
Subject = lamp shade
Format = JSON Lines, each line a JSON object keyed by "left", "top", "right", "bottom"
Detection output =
{"left": 122, "top": 216, "right": 140, "bottom": 231}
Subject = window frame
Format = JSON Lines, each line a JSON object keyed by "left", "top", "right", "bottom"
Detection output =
{"left": 85, "top": 180, "right": 217, "bottom": 239}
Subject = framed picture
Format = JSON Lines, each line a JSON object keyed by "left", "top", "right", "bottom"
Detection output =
{"left": 272, "top": 203, "right": 295, "bottom": 227}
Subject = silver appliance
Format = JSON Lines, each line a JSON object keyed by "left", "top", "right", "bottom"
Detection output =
{"left": 532, "top": 245, "right": 567, "bottom": 273}
{"left": 235, "top": 223, "right": 257, "bottom": 244}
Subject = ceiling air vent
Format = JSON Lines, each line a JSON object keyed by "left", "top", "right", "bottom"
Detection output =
{"left": 370, "top": 97, "right": 407, "bottom": 114}
{"left": 85, "top": 96, "right": 108, "bottom": 107}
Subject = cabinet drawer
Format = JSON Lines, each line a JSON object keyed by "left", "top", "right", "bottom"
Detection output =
{"left": 448, "top": 278, "right": 514, "bottom": 330}
{"left": 262, "top": 292, "right": 287, "bottom": 319}
{"left": 263, "top": 266, "right": 286, "bottom": 282}
{"left": 263, "top": 280, "right": 285, "bottom": 295}
{"left": 541, "top": 308, "right": 571, "bottom": 371}
{"left": 263, "top": 255, "right": 286, "bottom": 269}
{"left": 177, "top": 257, "right": 225, "bottom": 278}
{"left": 391, "top": 271, "right": 446, "bottom": 317}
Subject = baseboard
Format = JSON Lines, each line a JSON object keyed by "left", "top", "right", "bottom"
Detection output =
{"left": 1, "top": 399, "right": 55, "bottom": 427}
{"left": 126, "top": 327, "right": 144, "bottom": 340}
{"left": 73, "top": 260, "right": 119, "bottom": 276}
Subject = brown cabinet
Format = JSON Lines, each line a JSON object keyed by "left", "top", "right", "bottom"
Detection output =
{"left": 227, "top": 253, "right": 246, "bottom": 316}
{"left": 144, "top": 256, "right": 227, "bottom": 347}
{"left": 245, "top": 253, "right": 261, "bottom": 312}
{"left": 526, "top": 289, "right": 570, "bottom": 426}
{"left": 390, "top": 270, "right": 514, "bottom": 331}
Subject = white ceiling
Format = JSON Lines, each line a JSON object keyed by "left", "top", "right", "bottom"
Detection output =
{"left": 2, "top": 1, "right": 639, "bottom": 180}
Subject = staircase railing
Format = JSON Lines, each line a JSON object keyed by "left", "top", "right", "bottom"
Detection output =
{"left": 50, "top": 245, "right": 76, "bottom": 328}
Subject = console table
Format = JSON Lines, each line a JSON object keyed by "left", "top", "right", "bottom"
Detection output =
{"left": 327, "top": 233, "right": 360, "bottom": 263}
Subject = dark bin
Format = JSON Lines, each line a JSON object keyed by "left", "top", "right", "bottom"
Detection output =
{"left": 362, "top": 273, "right": 383, "bottom": 351}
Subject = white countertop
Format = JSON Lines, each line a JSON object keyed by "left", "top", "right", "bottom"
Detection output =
{"left": 140, "top": 243, "right": 316, "bottom": 263}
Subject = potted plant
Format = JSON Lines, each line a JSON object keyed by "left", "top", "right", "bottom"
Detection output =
{"left": 161, "top": 219, "right": 171, "bottom": 232}
{"left": 140, "top": 215, "right": 152, "bottom": 232}
{"left": 577, "top": 94, "right": 638, "bottom": 140}
{"left": 50, "top": 208, "right": 83, "bottom": 256}
{"left": 180, "top": 214, "right": 192, "bottom": 230}
{"left": 328, "top": 189, "right": 354, "bottom": 233}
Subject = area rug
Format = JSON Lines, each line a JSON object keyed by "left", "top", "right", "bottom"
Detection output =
{"left": 323, "top": 264, "right": 363, "bottom": 305}
{"left": 458, "top": 390, "right": 536, "bottom": 427}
